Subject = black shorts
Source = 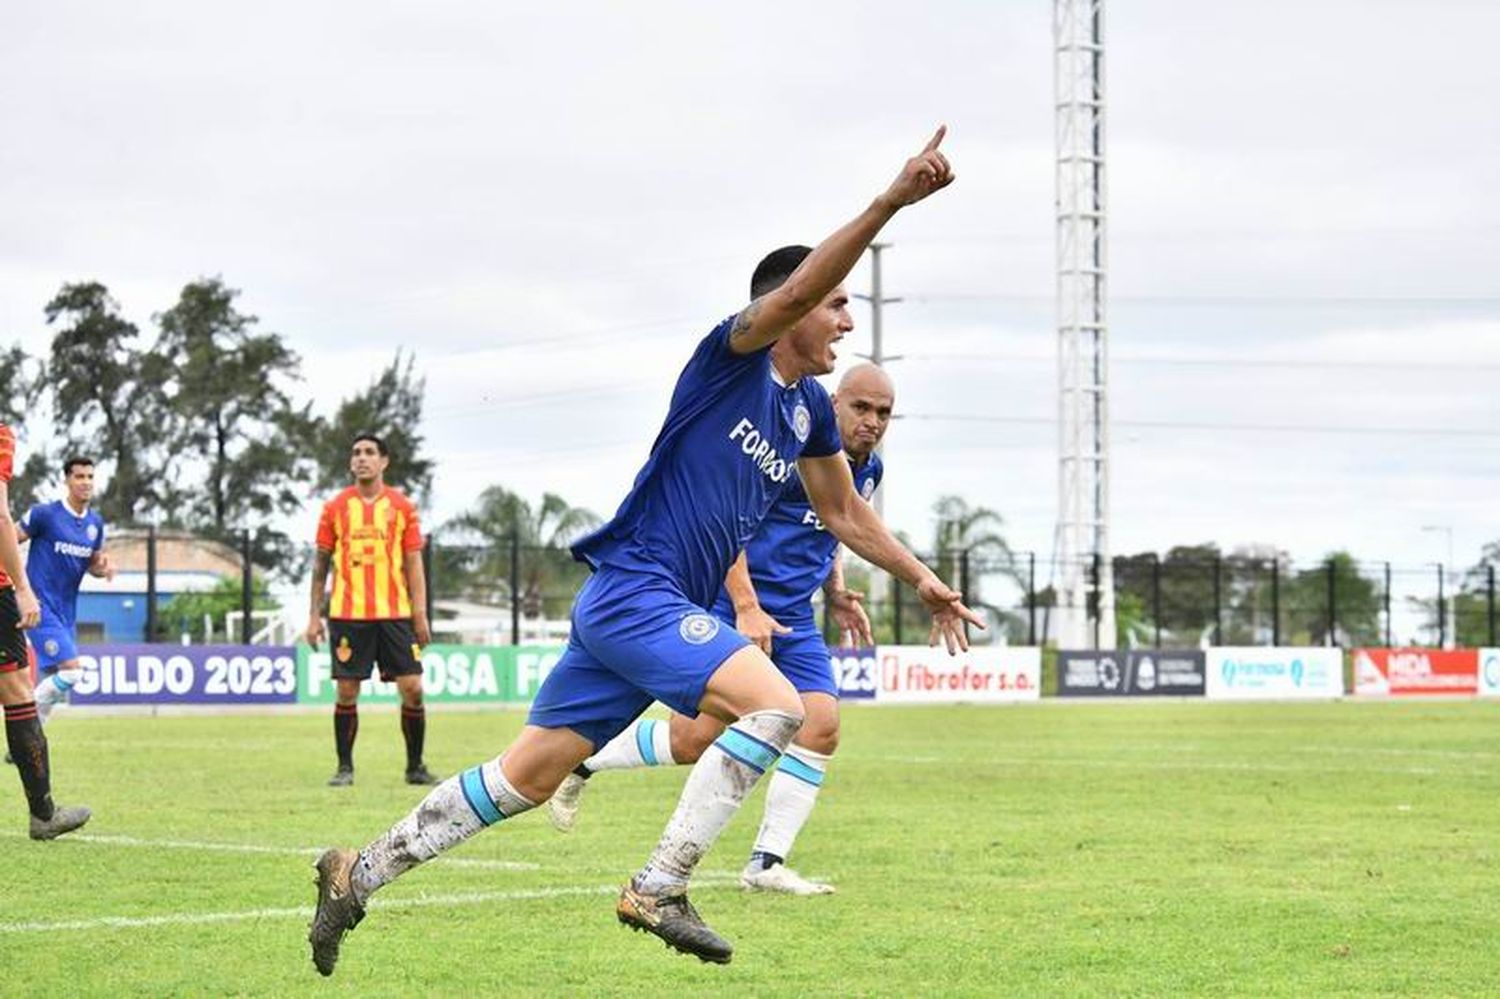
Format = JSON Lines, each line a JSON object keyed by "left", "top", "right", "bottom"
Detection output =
{"left": 328, "top": 619, "right": 423, "bottom": 682}
{"left": 0, "top": 588, "right": 27, "bottom": 674}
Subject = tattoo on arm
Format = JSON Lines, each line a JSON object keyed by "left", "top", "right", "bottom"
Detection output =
{"left": 310, "top": 550, "right": 330, "bottom": 607}
{"left": 728, "top": 299, "right": 763, "bottom": 348}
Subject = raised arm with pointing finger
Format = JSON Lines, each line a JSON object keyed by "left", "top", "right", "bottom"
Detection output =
{"left": 728, "top": 126, "right": 956, "bottom": 356}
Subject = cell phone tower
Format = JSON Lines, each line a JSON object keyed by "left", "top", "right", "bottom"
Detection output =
{"left": 1053, "top": 0, "right": 1114, "bottom": 649}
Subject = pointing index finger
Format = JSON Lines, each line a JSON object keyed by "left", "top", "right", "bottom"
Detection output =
{"left": 923, "top": 124, "right": 947, "bottom": 153}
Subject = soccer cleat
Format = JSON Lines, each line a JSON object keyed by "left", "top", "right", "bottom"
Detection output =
{"left": 327, "top": 767, "right": 354, "bottom": 787}
{"left": 616, "top": 880, "right": 733, "bottom": 964}
{"left": 404, "top": 764, "right": 438, "bottom": 785}
{"left": 308, "top": 848, "right": 366, "bottom": 977}
{"left": 547, "top": 773, "right": 588, "bottom": 832}
{"left": 739, "top": 861, "right": 835, "bottom": 896}
{"left": 29, "top": 804, "right": 91, "bottom": 841}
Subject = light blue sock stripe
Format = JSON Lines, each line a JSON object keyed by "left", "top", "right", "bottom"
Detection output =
{"left": 51, "top": 674, "right": 75, "bottom": 692}
{"left": 636, "top": 719, "right": 659, "bottom": 766}
{"left": 714, "top": 727, "right": 779, "bottom": 774}
{"left": 459, "top": 766, "right": 504, "bottom": 826}
{"left": 776, "top": 753, "right": 824, "bottom": 787}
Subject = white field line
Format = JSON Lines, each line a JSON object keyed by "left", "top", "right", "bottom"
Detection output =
{"left": 0, "top": 831, "right": 538, "bottom": 870}
{"left": 3, "top": 878, "right": 740, "bottom": 935}
{"left": 847, "top": 754, "right": 1492, "bottom": 778}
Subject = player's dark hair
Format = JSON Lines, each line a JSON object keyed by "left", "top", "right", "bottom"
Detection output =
{"left": 750, "top": 245, "right": 814, "bottom": 299}
{"left": 63, "top": 455, "right": 94, "bottom": 476}
{"left": 351, "top": 433, "right": 389, "bottom": 457}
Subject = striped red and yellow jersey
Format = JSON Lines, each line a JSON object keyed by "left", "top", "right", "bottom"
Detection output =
{"left": 315, "top": 486, "right": 423, "bottom": 621}
{"left": 0, "top": 423, "right": 13, "bottom": 589}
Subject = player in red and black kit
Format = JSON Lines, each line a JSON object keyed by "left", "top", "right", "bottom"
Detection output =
{"left": 0, "top": 423, "right": 90, "bottom": 839}
{"left": 304, "top": 433, "right": 435, "bottom": 787}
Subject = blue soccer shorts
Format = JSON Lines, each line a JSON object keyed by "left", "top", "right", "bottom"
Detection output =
{"left": 30, "top": 625, "right": 78, "bottom": 671}
{"left": 528, "top": 566, "right": 751, "bottom": 749}
{"left": 707, "top": 600, "right": 838, "bottom": 697}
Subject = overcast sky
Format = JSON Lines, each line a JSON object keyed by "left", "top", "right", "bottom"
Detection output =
{"left": 2, "top": 1, "right": 1497, "bottom": 615}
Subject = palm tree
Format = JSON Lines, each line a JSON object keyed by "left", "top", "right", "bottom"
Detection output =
{"left": 929, "top": 495, "right": 1021, "bottom": 640}
{"left": 442, "top": 486, "right": 602, "bottom": 618}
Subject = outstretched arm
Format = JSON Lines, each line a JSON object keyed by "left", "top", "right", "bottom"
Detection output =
{"left": 798, "top": 453, "right": 982, "bottom": 653}
{"left": 728, "top": 126, "right": 956, "bottom": 356}
{"left": 823, "top": 546, "right": 873, "bottom": 648}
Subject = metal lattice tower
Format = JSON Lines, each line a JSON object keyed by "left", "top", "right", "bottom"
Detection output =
{"left": 1053, "top": 0, "right": 1114, "bottom": 648}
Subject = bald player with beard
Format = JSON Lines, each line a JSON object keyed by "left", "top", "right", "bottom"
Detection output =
{"left": 549, "top": 363, "right": 897, "bottom": 895}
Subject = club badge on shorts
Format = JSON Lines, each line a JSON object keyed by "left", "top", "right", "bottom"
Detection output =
{"left": 679, "top": 613, "right": 721, "bottom": 646}
{"left": 336, "top": 636, "right": 353, "bottom": 663}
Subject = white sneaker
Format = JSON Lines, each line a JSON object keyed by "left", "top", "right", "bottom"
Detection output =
{"left": 738, "top": 862, "right": 834, "bottom": 895}
{"left": 547, "top": 773, "right": 588, "bottom": 832}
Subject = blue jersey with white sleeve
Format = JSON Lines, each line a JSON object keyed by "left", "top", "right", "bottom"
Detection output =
{"left": 21, "top": 501, "right": 105, "bottom": 629}
{"left": 571, "top": 316, "right": 842, "bottom": 608}
{"left": 712, "top": 452, "right": 883, "bottom": 627}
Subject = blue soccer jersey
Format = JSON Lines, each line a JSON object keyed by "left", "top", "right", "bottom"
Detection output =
{"left": 712, "top": 452, "right": 883, "bottom": 628}
{"left": 21, "top": 500, "right": 105, "bottom": 630}
{"left": 571, "top": 316, "right": 842, "bottom": 608}
{"left": 533, "top": 316, "right": 843, "bottom": 747}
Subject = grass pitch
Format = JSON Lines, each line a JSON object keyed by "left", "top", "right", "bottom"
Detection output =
{"left": 5, "top": 699, "right": 1497, "bottom": 996}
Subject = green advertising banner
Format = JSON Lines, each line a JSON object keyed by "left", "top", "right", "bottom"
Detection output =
{"left": 296, "top": 643, "right": 566, "bottom": 704}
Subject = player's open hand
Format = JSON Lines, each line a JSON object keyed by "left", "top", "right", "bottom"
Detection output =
{"left": 916, "top": 576, "right": 985, "bottom": 654}
{"left": 735, "top": 603, "right": 791, "bottom": 655}
{"left": 15, "top": 587, "right": 40, "bottom": 629}
{"left": 881, "top": 126, "right": 956, "bottom": 208}
{"left": 304, "top": 615, "right": 325, "bottom": 649}
{"left": 91, "top": 551, "right": 116, "bottom": 581}
{"left": 828, "top": 588, "right": 874, "bottom": 648}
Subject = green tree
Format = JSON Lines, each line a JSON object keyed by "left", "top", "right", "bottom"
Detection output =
{"left": 1113, "top": 543, "right": 1224, "bottom": 647}
{"left": 929, "top": 496, "right": 1021, "bottom": 642}
{"left": 0, "top": 344, "right": 51, "bottom": 512}
{"left": 311, "top": 350, "right": 433, "bottom": 502}
{"left": 154, "top": 278, "right": 315, "bottom": 563}
{"left": 42, "top": 282, "right": 169, "bottom": 524}
{"left": 441, "top": 487, "right": 601, "bottom": 618}
{"left": 1287, "top": 551, "right": 1382, "bottom": 646}
{"left": 158, "top": 575, "right": 277, "bottom": 643}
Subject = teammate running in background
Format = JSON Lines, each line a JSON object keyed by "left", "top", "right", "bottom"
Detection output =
{"left": 304, "top": 434, "right": 435, "bottom": 787}
{"left": 549, "top": 363, "right": 896, "bottom": 897}
{"left": 16, "top": 456, "right": 113, "bottom": 728}
{"left": 307, "top": 126, "right": 975, "bottom": 975}
{"left": 0, "top": 424, "right": 91, "bottom": 839}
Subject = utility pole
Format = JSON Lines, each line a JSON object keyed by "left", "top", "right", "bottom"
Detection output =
{"left": 854, "top": 242, "right": 903, "bottom": 636}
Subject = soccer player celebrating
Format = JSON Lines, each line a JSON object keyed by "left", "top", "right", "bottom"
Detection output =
{"left": 548, "top": 363, "right": 895, "bottom": 897}
{"left": 303, "top": 434, "right": 435, "bottom": 787}
{"left": 0, "top": 424, "right": 91, "bottom": 839}
{"left": 307, "top": 126, "right": 976, "bottom": 974}
{"left": 15, "top": 456, "right": 113, "bottom": 729}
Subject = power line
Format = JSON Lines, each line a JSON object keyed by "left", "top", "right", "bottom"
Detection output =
{"left": 899, "top": 352, "right": 1500, "bottom": 373}
{"left": 904, "top": 413, "right": 1500, "bottom": 441}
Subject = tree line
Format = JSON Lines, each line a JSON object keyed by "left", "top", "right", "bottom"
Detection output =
{"left": 3, "top": 278, "right": 432, "bottom": 569}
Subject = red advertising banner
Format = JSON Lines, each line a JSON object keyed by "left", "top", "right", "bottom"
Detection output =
{"left": 1352, "top": 648, "right": 1478, "bottom": 696}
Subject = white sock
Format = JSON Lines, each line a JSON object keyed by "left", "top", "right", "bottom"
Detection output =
{"left": 750, "top": 743, "right": 830, "bottom": 865}
{"left": 583, "top": 717, "right": 675, "bottom": 772}
{"left": 351, "top": 757, "right": 535, "bottom": 902}
{"left": 635, "top": 709, "right": 802, "bottom": 895}
{"left": 35, "top": 668, "right": 82, "bottom": 726}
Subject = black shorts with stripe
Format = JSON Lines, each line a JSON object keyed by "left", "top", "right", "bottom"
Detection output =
{"left": 328, "top": 619, "right": 422, "bottom": 681}
{"left": 0, "top": 588, "right": 27, "bottom": 674}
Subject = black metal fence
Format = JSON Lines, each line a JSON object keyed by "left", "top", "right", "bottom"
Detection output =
{"left": 124, "top": 526, "right": 1499, "bottom": 648}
